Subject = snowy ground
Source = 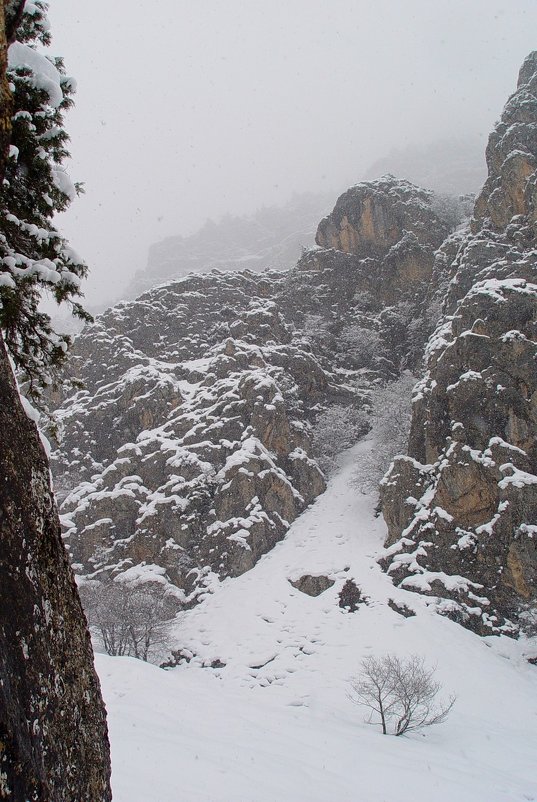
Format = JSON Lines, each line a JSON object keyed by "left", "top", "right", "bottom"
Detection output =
{"left": 96, "top": 442, "right": 537, "bottom": 802}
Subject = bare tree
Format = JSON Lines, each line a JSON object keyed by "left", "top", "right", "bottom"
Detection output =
{"left": 339, "top": 324, "right": 384, "bottom": 368}
{"left": 353, "top": 372, "right": 416, "bottom": 494}
{"left": 79, "top": 579, "right": 180, "bottom": 662}
{"left": 312, "top": 403, "right": 369, "bottom": 475}
{"left": 349, "top": 654, "right": 455, "bottom": 736}
{"left": 430, "top": 192, "right": 473, "bottom": 234}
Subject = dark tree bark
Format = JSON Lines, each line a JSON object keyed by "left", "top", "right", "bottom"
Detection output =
{"left": 0, "top": 335, "right": 112, "bottom": 800}
{"left": 0, "top": 6, "right": 112, "bottom": 799}
{"left": 4, "top": 1, "right": 25, "bottom": 43}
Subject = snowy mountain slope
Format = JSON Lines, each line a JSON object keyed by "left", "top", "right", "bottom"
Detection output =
{"left": 125, "top": 192, "right": 333, "bottom": 300}
{"left": 51, "top": 176, "right": 448, "bottom": 600}
{"left": 97, "top": 442, "right": 537, "bottom": 802}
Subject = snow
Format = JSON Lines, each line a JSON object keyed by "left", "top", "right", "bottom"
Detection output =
{"left": 18, "top": 391, "right": 51, "bottom": 457}
{"left": 0, "top": 273, "right": 16, "bottom": 289}
{"left": 446, "top": 370, "right": 482, "bottom": 393}
{"left": 51, "top": 165, "right": 77, "bottom": 202}
{"left": 499, "top": 465, "right": 537, "bottom": 489}
{"left": 96, "top": 442, "right": 537, "bottom": 802}
{"left": 7, "top": 42, "right": 63, "bottom": 108}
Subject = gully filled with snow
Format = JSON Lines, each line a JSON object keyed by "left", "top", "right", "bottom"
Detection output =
{"left": 97, "top": 442, "right": 537, "bottom": 802}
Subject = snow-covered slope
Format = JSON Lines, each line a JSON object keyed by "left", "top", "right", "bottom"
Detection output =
{"left": 52, "top": 176, "right": 448, "bottom": 599}
{"left": 97, "top": 442, "right": 537, "bottom": 802}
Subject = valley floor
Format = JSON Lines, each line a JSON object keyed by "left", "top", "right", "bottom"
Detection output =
{"left": 96, "top": 442, "right": 537, "bottom": 802}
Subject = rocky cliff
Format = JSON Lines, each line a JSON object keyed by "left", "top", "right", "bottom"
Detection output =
{"left": 51, "top": 177, "right": 449, "bottom": 601}
{"left": 381, "top": 52, "right": 537, "bottom": 634}
{"left": 50, "top": 55, "right": 537, "bottom": 639}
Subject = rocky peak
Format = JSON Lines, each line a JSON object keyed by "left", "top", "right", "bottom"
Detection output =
{"left": 473, "top": 50, "right": 537, "bottom": 233}
{"left": 316, "top": 176, "right": 448, "bottom": 258}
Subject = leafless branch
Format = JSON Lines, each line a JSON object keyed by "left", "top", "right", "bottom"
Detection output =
{"left": 349, "top": 653, "right": 455, "bottom": 736}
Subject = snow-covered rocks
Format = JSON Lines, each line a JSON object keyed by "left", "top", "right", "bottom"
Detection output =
{"left": 381, "top": 53, "right": 537, "bottom": 633}
{"left": 54, "top": 274, "right": 330, "bottom": 595}
{"left": 51, "top": 175, "right": 450, "bottom": 600}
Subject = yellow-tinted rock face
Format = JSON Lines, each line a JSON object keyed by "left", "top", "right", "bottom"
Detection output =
{"left": 316, "top": 178, "right": 447, "bottom": 258}
{"left": 434, "top": 449, "right": 500, "bottom": 529}
{"left": 473, "top": 52, "right": 537, "bottom": 233}
{"left": 507, "top": 544, "right": 533, "bottom": 599}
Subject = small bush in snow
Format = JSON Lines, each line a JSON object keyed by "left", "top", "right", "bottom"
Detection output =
{"left": 519, "top": 602, "right": 537, "bottom": 637}
{"left": 312, "top": 404, "right": 369, "bottom": 475}
{"left": 349, "top": 653, "right": 455, "bottom": 736}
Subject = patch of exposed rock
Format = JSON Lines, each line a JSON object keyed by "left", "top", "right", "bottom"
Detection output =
{"left": 317, "top": 176, "right": 447, "bottom": 257}
{"left": 381, "top": 52, "right": 537, "bottom": 634}
{"left": 50, "top": 176, "right": 450, "bottom": 600}
{"left": 290, "top": 574, "right": 335, "bottom": 596}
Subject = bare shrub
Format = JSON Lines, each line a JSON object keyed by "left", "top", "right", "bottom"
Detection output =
{"left": 79, "top": 579, "right": 180, "bottom": 662}
{"left": 353, "top": 372, "right": 416, "bottom": 494}
{"left": 349, "top": 653, "right": 455, "bottom": 736}
{"left": 519, "top": 601, "right": 537, "bottom": 637}
{"left": 312, "top": 404, "right": 369, "bottom": 475}
{"left": 339, "top": 324, "right": 383, "bottom": 368}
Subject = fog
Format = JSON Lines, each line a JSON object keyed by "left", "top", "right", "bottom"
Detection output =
{"left": 46, "top": 0, "right": 537, "bottom": 307}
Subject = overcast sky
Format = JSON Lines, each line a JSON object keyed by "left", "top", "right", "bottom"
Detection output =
{"left": 45, "top": 0, "right": 537, "bottom": 307}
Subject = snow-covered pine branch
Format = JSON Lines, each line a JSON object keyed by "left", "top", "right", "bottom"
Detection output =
{"left": 0, "top": 0, "right": 90, "bottom": 398}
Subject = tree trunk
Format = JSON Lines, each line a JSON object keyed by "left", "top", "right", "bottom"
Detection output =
{"left": 0, "top": 334, "right": 112, "bottom": 800}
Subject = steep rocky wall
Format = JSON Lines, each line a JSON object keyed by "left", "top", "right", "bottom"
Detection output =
{"left": 316, "top": 176, "right": 447, "bottom": 258}
{"left": 51, "top": 177, "right": 449, "bottom": 600}
{"left": 381, "top": 52, "right": 537, "bottom": 635}
{"left": 0, "top": 336, "right": 111, "bottom": 800}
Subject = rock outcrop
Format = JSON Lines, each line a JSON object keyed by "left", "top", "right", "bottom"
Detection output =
{"left": 316, "top": 176, "right": 447, "bottom": 259}
{"left": 51, "top": 177, "right": 449, "bottom": 600}
{"left": 0, "top": 337, "right": 111, "bottom": 800}
{"left": 381, "top": 52, "right": 537, "bottom": 634}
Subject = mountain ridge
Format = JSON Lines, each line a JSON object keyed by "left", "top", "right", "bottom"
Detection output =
{"left": 50, "top": 53, "right": 537, "bottom": 637}
{"left": 51, "top": 175, "right": 449, "bottom": 603}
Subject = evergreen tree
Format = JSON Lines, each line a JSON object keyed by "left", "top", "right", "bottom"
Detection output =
{"left": 0, "top": 0, "right": 89, "bottom": 398}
